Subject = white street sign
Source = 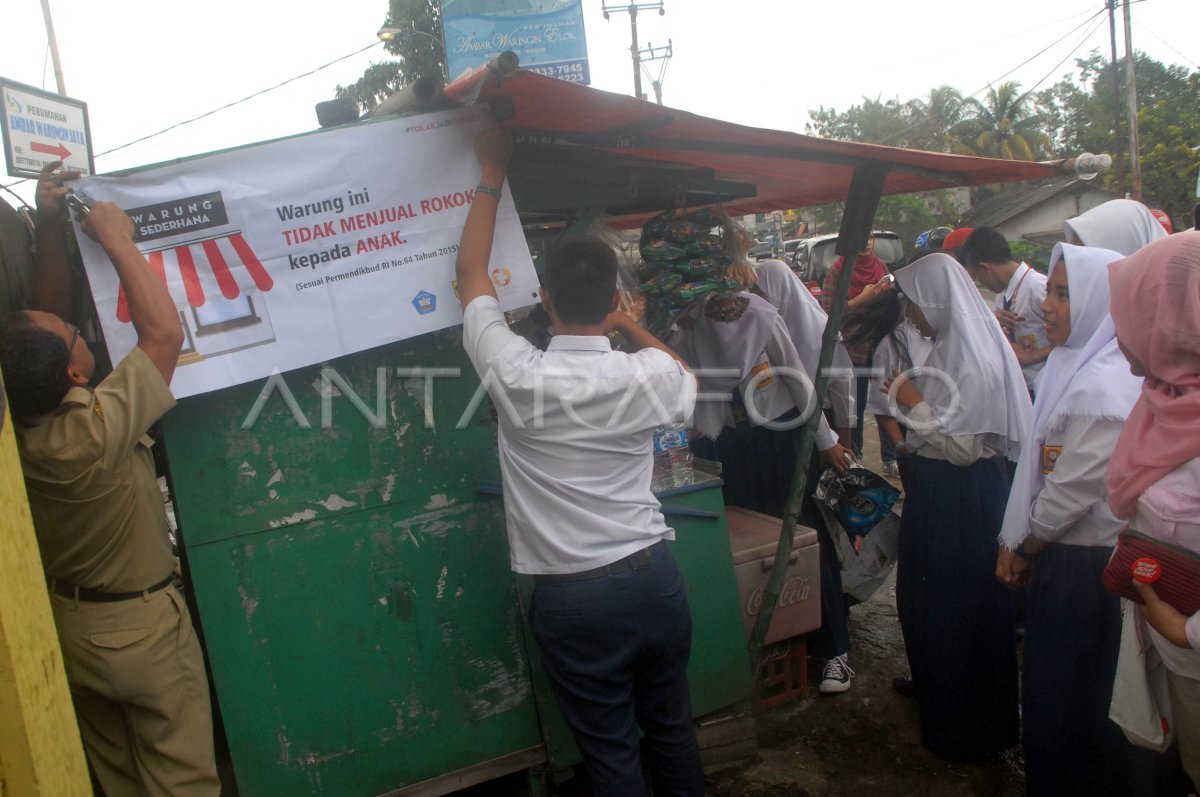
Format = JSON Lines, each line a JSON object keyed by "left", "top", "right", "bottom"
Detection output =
{"left": 1, "top": 77, "right": 94, "bottom": 179}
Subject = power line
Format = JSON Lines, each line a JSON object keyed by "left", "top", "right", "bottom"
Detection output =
{"left": 1136, "top": 22, "right": 1200, "bottom": 70}
{"left": 95, "top": 41, "right": 383, "bottom": 159}
{"left": 872, "top": 5, "right": 1108, "bottom": 147}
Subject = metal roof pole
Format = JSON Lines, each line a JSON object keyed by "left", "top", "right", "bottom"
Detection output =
{"left": 746, "top": 164, "right": 890, "bottom": 678}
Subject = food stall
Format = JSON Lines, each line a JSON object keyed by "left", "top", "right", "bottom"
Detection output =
{"left": 113, "top": 65, "right": 1061, "bottom": 796}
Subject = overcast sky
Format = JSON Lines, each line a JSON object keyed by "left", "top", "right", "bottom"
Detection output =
{"left": 2, "top": 0, "right": 1197, "bottom": 206}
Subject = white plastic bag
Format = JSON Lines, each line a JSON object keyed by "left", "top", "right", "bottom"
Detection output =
{"left": 1109, "top": 599, "right": 1175, "bottom": 753}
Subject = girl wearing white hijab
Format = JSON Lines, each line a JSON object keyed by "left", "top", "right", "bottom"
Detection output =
{"left": 1063, "top": 198, "right": 1168, "bottom": 256}
{"left": 997, "top": 244, "right": 1160, "bottom": 796}
{"left": 752, "top": 258, "right": 856, "bottom": 444}
{"left": 670, "top": 286, "right": 859, "bottom": 694}
{"left": 885, "top": 253, "right": 1031, "bottom": 756}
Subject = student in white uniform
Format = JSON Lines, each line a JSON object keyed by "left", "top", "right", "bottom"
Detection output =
{"left": 752, "top": 257, "right": 855, "bottom": 447}
{"left": 1106, "top": 231, "right": 1200, "bottom": 785}
{"left": 997, "top": 243, "right": 1163, "bottom": 797}
{"left": 957, "top": 227, "right": 1051, "bottom": 394}
{"left": 669, "top": 281, "right": 858, "bottom": 694}
{"left": 884, "top": 253, "right": 1031, "bottom": 756}
{"left": 1063, "top": 198, "right": 1168, "bottom": 255}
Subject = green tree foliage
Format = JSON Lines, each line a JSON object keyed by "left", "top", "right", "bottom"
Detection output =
{"left": 336, "top": 0, "right": 445, "bottom": 113}
{"left": 953, "top": 81, "right": 1054, "bottom": 160}
{"left": 807, "top": 54, "right": 1200, "bottom": 230}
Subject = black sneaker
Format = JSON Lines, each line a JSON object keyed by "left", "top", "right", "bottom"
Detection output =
{"left": 819, "top": 655, "right": 855, "bottom": 694}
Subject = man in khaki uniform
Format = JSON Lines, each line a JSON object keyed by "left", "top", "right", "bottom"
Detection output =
{"left": 0, "top": 169, "right": 220, "bottom": 796}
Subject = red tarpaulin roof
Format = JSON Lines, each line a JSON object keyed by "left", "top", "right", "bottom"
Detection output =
{"left": 470, "top": 70, "right": 1062, "bottom": 221}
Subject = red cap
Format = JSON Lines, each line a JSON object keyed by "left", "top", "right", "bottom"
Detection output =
{"left": 941, "top": 227, "right": 974, "bottom": 254}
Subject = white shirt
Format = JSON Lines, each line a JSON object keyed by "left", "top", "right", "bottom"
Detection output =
{"left": 1131, "top": 457, "right": 1200, "bottom": 679}
{"left": 907, "top": 403, "right": 1008, "bottom": 467}
{"left": 866, "top": 320, "right": 935, "bottom": 418}
{"left": 462, "top": 296, "right": 697, "bottom": 575}
{"left": 994, "top": 263, "right": 1049, "bottom": 389}
{"left": 1026, "top": 416, "right": 1126, "bottom": 547}
{"left": 741, "top": 319, "right": 840, "bottom": 451}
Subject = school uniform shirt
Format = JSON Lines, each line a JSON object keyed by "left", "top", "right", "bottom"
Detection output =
{"left": 1024, "top": 416, "right": 1127, "bottom": 547}
{"left": 462, "top": 295, "right": 697, "bottom": 575}
{"left": 670, "top": 297, "right": 840, "bottom": 452}
{"left": 994, "top": 263, "right": 1049, "bottom": 389}
{"left": 754, "top": 259, "right": 856, "bottom": 430}
{"left": 906, "top": 403, "right": 1009, "bottom": 467}
{"left": 1130, "top": 457, "right": 1200, "bottom": 680}
{"left": 17, "top": 346, "right": 178, "bottom": 592}
{"left": 866, "top": 320, "right": 934, "bottom": 418}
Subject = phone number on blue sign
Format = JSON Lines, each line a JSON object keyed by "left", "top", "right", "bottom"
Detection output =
{"left": 527, "top": 63, "right": 588, "bottom": 83}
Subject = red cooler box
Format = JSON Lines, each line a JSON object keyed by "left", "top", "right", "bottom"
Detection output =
{"left": 727, "top": 506, "right": 821, "bottom": 645}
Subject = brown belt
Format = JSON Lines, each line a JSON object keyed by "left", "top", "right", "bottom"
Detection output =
{"left": 52, "top": 574, "right": 175, "bottom": 602}
{"left": 534, "top": 542, "right": 661, "bottom": 584}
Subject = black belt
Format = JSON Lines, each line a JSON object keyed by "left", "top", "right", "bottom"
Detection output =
{"left": 534, "top": 542, "right": 661, "bottom": 584}
{"left": 52, "top": 574, "right": 175, "bottom": 603}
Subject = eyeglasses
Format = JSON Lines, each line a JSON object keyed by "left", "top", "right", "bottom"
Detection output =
{"left": 64, "top": 321, "right": 80, "bottom": 355}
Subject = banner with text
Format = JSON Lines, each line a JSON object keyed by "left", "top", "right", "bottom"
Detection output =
{"left": 443, "top": 0, "right": 590, "bottom": 85}
{"left": 76, "top": 108, "right": 538, "bottom": 399}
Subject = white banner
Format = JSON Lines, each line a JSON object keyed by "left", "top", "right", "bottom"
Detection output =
{"left": 76, "top": 108, "right": 538, "bottom": 398}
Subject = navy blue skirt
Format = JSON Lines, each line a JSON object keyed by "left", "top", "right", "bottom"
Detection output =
{"left": 897, "top": 454, "right": 1019, "bottom": 756}
{"left": 1023, "top": 542, "right": 1166, "bottom": 796}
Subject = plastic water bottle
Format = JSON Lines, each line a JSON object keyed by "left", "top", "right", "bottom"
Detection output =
{"left": 652, "top": 423, "right": 694, "bottom": 491}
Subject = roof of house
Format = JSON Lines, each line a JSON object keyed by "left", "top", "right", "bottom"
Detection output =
{"left": 964, "top": 178, "right": 1117, "bottom": 230}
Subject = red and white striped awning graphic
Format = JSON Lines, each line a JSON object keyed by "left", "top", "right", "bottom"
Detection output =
{"left": 117, "top": 232, "right": 273, "bottom": 323}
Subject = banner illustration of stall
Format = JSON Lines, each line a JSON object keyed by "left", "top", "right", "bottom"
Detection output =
{"left": 75, "top": 108, "right": 539, "bottom": 399}
{"left": 443, "top": 0, "right": 590, "bottom": 85}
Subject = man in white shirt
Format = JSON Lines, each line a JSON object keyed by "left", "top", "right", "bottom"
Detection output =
{"left": 457, "top": 124, "right": 704, "bottom": 797}
{"left": 957, "top": 227, "right": 1052, "bottom": 394}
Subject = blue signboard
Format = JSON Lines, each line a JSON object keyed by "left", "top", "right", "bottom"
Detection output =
{"left": 442, "top": 0, "right": 590, "bottom": 85}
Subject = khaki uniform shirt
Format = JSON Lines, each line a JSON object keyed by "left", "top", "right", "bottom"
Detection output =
{"left": 17, "top": 346, "right": 177, "bottom": 592}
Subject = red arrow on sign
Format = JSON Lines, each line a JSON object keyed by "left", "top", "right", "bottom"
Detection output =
{"left": 31, "top": 141, "right": 72, "bottom": 159}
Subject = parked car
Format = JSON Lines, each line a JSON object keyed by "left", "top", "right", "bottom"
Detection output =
{"left": 791, "top": 231, "right": 905, "bottom": 297}
{"left": 782, "top": 238, "right": 805, "bottom": 266}
{"left": 747, "top": 242, "right": 777, "bottom": 261}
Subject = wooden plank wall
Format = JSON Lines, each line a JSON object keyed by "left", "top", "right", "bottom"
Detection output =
{"left": 0, "top": 198, "right": 90, "bottom": 796}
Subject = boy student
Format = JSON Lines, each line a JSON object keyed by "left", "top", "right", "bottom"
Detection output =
{"left": 456, "top": 123, "right": 705, "bottom": 796}
{"left": 957, "top": 227, "right": 1052, "bottom": 394}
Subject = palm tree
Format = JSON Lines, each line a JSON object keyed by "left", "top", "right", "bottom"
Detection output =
{"left": 905, "top": 85, "right": 970, "bottom": 152}
{"left": 952, "top": 81, "right": 1053, "bottom": 160}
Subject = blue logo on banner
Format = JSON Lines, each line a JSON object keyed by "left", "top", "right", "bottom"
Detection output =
{"left": 412, "top": 290, "right": 437, "bottom": 315}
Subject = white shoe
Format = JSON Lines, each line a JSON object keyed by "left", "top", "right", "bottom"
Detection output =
{"left": 819, "top": 654, "right": 855, "bottom": 694}
{"left": 882, "top": 461, "right": 900, "bottom": 477}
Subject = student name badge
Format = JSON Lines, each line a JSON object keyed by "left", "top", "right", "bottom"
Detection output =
{"left": 751, "top": 361, "right": 773, "bottom": 389}
{"left": 1041, "top": 445, "right": 1061, "bottom": 475}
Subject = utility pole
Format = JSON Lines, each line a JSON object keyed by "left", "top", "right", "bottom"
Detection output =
{"left": 1107, "top": 0, "right": 1127, "bottom": 196}
{"left": 603, "top": 2, "right": 665, "bottom": 101}
{"left": 39, "top": 0, "right": 67, "bottom": 95}
{"left": 1123, "top": 0, "right": 1142, "bottom": 200}
{"left": 638, "top": 40, "right": 673, "bottom": 106}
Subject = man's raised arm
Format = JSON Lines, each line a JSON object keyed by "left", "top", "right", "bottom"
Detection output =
{"left": 455, "top": 123, "right": 512, "bottom": 308}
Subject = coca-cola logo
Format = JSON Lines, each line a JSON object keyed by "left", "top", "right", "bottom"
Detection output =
{"left": 746, "top": 576, "right": 812, "bottom": 616}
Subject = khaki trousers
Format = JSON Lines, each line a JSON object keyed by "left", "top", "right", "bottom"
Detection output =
{"left": 51, "top": 584, "right": 220, "bottom": 797}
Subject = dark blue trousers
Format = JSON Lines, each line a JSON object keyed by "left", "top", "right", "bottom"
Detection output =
{"left": 529, "top": 543, "right": 705, "bottom": 797}
{"left": 1024, "top": 543, "right": 1166, "bottom": 796}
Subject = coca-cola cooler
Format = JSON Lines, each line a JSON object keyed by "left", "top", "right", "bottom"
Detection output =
{"left": 727, "top": 506, "right": 821, "bottom": 645}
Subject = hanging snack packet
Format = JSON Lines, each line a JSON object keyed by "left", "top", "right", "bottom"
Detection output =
{"left": 640, "top": 238, "right": 688, "bottom": 262}
{"left": 671, "top": 258, "right": 719, "bottom": 277}
{"left": 638, "top": 271, "right": 683, "bottom": 296}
